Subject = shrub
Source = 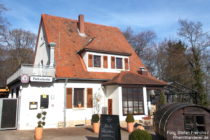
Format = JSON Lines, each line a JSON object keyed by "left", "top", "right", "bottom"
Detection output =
{"left": 91, "top": 114, "right": 99, "bottom": 123}
{"left": 36, "top": 111, "right": 47, "bottom": 127}
{"left": 129, "top": 129, "right": 152, "bottom": 140}
{"left": 159, "top": 92, "right": 166, "bottom": 105}
{"left": 126, "top": 114, "right": 134, "bottom": 123}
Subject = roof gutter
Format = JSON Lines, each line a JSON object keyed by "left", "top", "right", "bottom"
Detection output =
{"left": 77, "top": 48, "right": 131, "bottom": 56}
{"left": 55, "top": 77, "right": 110, "bottom": 82}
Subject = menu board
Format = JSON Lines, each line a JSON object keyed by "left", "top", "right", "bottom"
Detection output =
{"left": 40, "top": 94, "right": 49, "bottom": 109}
{"left": 98, "top": 115, "right": 121, "bottom": 140}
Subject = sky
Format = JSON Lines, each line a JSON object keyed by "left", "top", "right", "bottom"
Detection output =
{"left": 1, "top": 0, "right": 210, "bottom": 41}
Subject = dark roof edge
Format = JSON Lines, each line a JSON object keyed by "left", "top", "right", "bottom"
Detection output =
{"left": 103, "top": 82, "right": 166, "bottom": 87}
{"left": 55, "top": 77, "right": 109, "bottom": 82}
{"left": 77, "top": 48, "right": 131, "bottom": 56}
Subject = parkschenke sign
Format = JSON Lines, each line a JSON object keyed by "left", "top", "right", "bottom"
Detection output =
{"left": 30, "top": 76, "right": 53, "bottom": 82}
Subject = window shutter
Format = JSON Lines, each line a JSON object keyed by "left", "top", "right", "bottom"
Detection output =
{"left": 111, "top": 56, "right": 115, "bottom": 69}
{"left": 124, "top": 58, "right": 129, "bottom": 70}
{"left": 88, "top": 54, "right": 93, "bottom": 67}
{"left": 103, "top": 56, "right": 108, "bottom": 68}
{"left": 87, "top": 88, "right": 93, "bottom": 108}
{"left": 66, "top": 88, "right": 72, "bottom": 108}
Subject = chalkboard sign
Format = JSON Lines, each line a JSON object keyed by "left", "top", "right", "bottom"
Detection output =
{"left": 40, "top": 94, "right": 49, "bottom": 109}
{"left": 99, "top": 115, "right": 121, "bottom": 140}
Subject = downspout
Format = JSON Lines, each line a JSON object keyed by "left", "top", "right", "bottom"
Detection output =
{"left": 64, "top": 78, "right": 68, "bottom": 128}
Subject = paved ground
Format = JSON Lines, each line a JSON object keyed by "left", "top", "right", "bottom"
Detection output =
{"left": 0, "top": 127, "right": 159, "bottom": 140}
{"left": 0, "top": 127, "right": 130, "bottom": 140}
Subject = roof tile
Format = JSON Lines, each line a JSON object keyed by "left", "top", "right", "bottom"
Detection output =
{"left": 40, "top": 14, "right": 164, "bottom": 83}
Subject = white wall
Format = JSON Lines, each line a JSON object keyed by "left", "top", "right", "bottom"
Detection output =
{"left": 106, "top": 85, "right": 149, "bottom": 122}
{"left": 34, "top": 24, "right": 50, "bottom": 66}
{"left": 17, "top": 81, "right": 107, "bottom": 130}
{"left": 18, "top": 82, "right": 64, "bottom": 130}
{"left": 17, "top": 79, "right": 150, "bottom": 130}
{"left": 65, "top": 81, "right": 106, "bottom": 123}
{"left": 106, "top": 85, "right": 120, "bottom": 115}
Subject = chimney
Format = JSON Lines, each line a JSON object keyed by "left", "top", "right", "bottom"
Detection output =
{"left": 138, "top": 67, "right": 149, "bottom": 76}
{"left": 78, "top": 14, "right": 85, "bottom": 34}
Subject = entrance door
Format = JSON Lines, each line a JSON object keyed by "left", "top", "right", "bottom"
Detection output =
{"left": 108, "top": 99, "right": 112, "bottom": 115}
{"left": 0, "top": 99, "right": 18, "bottom": 130}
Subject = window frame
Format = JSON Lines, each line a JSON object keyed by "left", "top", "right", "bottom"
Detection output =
{"left": 122, "top": 86, "right": 144, "bottom": 115}
{"left": 116, "top": 57, "right": 123, "bottom": 69}
{"left": 73, "top": 88, "right": 85, "bottom": 108}
{"left": 93, "top": 55, "right": 101, "bottom": 68}
{"left": 184, "top": 114, "right": 206, "bottom": 132}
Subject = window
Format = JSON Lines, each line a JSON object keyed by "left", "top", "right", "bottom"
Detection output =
{"left": 74, "top": 88, "right": 84, "bottom": 107}
{"left": 184, "top": 115, "right": 205, "bottom": 132}
{"left": 116, "top": 58, "right": 123, "bottom": 69}
{"left": 66, "top": 88, "right": 93, "bottom": 108}
{"left": 122, "top": 87, "right": 144, "bottom": 115}
{"left": 93, "top": 55, "right": 101, "bottom": 67}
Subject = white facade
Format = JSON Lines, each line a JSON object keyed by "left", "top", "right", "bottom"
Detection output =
{"left": 14, "top": 81, "right": 104, "bottom": 130}
{"left": 7, "top": 21, "right": 152, "bottom": 130}
{"left": 34, "top": 24, "right": 50, "bottom": 66}
{"left": 8, "top": 79, "right": 150, "bottom": 130}
{"left": 106, "top": 86, "right": 149, "bottom": 121}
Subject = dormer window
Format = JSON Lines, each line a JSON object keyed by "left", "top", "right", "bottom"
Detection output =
{"left": 93, "top": 55, "right": 101, "bottom": 67}
{"left": 86, "top": 52, "right": 130, "bottom": 72}
{"left": 116, "top": 58, "right": 123, "bottom": 69}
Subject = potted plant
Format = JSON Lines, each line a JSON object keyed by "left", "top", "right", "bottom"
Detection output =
{"left": 91, "top": 114, "right": 100, "bottom": 133}
{"left": 126, "top": 114, "right": 134, "bottom": 133}
{"left": 78, "top": 101, "right": 82, "bottom": 108}
{"left": 34, "top": 111, "right": 47, "bottom": 140}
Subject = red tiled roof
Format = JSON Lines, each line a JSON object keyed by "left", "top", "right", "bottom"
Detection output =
{"left": 103, "top": 71, "right": 168, "bottom": 86}
{"left": 40, "top": 14, "right": 161, "bottom": 82}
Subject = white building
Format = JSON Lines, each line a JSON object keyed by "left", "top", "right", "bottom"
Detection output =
{"left": 7, "top": 14, "right": 167, "bottom": 130}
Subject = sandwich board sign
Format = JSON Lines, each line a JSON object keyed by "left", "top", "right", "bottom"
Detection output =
{"left": 99, "top": 114, "right": 121, "bottom": 140}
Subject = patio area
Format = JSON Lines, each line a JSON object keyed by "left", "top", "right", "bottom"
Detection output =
{"left": 0, "top": 127, "right": 129, "bottom": 140}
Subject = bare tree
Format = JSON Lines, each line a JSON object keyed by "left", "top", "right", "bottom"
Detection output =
{"left": 178, "top": 19, "right": 210, "bottom": 106}
{"left": 123, "top": 27, "right": 157, "bottom": 74}
{"left": 0, "top": 4, "right": 36, "bottom": 86}
{"left": 123, "top": 28, "right": 156, "bottom": 57}
{"left": 0, "top": 4, "right": 9, "bottom": 46}
{"left": 5, "top": 29, "right": 36, "bottom": 65}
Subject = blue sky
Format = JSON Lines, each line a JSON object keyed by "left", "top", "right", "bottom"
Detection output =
{"left": 1, "top": 0, "right": 210, "bottom": 41}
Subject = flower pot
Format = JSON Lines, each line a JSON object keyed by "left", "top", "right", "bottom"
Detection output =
{"left": 127, "top": 122, "right": 134, "bottom": 133}
{"left": 92, "top": 122, "right": 100, "bottom": 133}
{"left": 34, "top": 127, "right": 43, "bottom": 140}
{"left": 78, "top": 103, "right": 82, "bottom": 108}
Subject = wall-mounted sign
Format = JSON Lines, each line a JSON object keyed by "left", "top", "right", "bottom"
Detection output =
{"left": 30, "top": 76, "right": 53, "bottom": 83}
{"left": 40, "top": 94, "right": 49, "bottom": 109}
{"left": 21, "top": 74, "right": 29, "bottom": 83}
{"left": 29, "top": 102, "right": 38, "bottom": 110}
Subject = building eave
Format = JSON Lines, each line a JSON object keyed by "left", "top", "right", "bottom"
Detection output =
{"left": 77, "top": 48, "right": 131, "bottom": 56}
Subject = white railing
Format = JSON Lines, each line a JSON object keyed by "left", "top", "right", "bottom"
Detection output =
{"left": 7, "top": 64, "right": 55, "bottom": 84}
